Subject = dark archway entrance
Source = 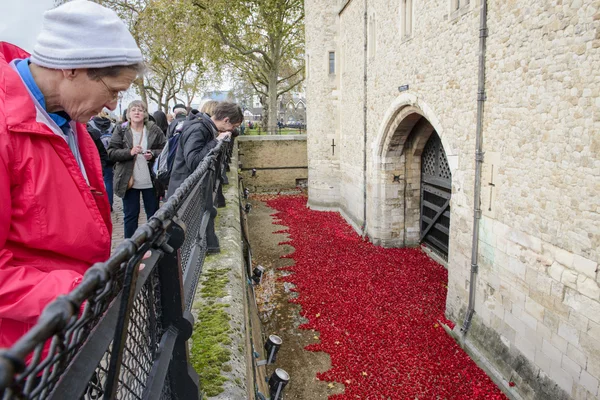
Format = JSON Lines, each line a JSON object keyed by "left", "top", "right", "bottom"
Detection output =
{"left": 420, "top": 133, "right": 452, "bottom": 259}
{"left": 371, "top": 98, "right": 456, "bottom": 254}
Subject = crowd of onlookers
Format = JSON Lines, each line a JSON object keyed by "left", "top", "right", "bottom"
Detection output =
{"left": 87, "top": 100, "right": 242, "bottom": 238}
{"left": 0, "top": 0, "right": 242, "bottom": 350}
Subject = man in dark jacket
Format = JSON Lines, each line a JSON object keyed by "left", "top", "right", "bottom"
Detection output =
{"left": 167, "top": 102, "right": 243, "bottom": 198}
{"left": 167, "top": 103, "right": 188, "bottom": 138}
{"left": 87, "top": 112, "right": 115, "bottom": 210}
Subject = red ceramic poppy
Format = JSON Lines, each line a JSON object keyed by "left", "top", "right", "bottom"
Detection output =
{"left": 262, "top": 195, "right": 507, "bottom": 399}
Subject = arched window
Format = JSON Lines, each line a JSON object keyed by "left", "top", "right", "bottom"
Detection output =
{"left": 400, "top": 0, "right": 413, "bottom": 39}
{"left": 329, "top": 51, "right": 335, "bottom": 74}
{"left": 452, "top": 0, "right": 470, "bottom": 11}
{"left": 368, "top": 14, "right": 376, "bottom": 57}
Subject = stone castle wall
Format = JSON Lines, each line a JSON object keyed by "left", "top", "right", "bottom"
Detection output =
{"left": 304, "top": 0, "right": 600, "bottom": 398}
{"left": 237, "top": 136, "right": 308, "bottom": 192}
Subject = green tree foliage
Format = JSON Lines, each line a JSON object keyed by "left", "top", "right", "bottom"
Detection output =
{"left": 194, "top": 0, "right": 305, "bottom": 134}
{"left": 97, "top": 0, "right": 213, "bottom": 111}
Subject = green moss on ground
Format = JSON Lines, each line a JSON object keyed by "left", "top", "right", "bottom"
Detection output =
{"left": 191, "top": 267, "right": 232, "bottom": 398}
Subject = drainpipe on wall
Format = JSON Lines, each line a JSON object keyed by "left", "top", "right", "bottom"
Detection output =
{"left": 361, "top": 0, "right": 368, "bottom": 237}
{"left": 460, "top": 0, "right": 488, "bottom": 337}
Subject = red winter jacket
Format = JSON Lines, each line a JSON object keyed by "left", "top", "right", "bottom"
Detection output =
{"left": 0, "top": 43, "right": 112, "bottom": 349}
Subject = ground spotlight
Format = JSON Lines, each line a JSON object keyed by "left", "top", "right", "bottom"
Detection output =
{"left": 252, "top": 168, "right": 257, "bottom": 177}
{"left": 251, "top": 265, "right": 264, "bottom": 284}
{"left": 245, "top": 203, "right": 252, "bottom": 213}
{"left": 264, "top": 334, "right": 282, "bottom": 364}
{"left": 244, "top": 188, "right": 250, "bottom": 199}
{"left": 268, "top": 368, "right": 289, "bottom": 400}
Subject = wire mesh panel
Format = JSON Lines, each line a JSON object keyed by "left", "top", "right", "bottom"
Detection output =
{"left": 0, "top": 142, "right": 230, "bottom": 400}
{"left": 184, "top": 234, "right": 208, "bottom": 312}
{"left": 116, "top": 273, "right": 162, "bottom": 399}
{"left": 179, "top": 182, "right": 206, "bottom": 275}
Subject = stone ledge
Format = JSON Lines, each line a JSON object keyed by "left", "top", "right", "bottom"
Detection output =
{"left": 237, "top": 135, "right": 307, "bottom": 141}
{"left": 190, "top": 149, "right": 248, "bottom": 399}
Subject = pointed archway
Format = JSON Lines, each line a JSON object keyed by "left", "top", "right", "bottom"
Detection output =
{"left": 368, "top": 94, "right": 456, "bottom": 260}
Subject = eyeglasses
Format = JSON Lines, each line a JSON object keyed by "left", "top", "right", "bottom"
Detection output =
{"left": 98, "top": 77, "right": 123, "bottom": 101}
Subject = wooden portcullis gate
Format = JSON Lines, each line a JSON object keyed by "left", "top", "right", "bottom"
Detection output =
{"left": 420, "top": 133, "right": 452, "bottom": 259}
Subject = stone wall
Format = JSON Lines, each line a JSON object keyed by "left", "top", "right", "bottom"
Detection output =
{"left": 306, "top": 2, "right": 342, "bottom": 208}
{"left": 304, "top": 0, "right": 600, "bottom": 398}
{"left": 237, "top": 136, "right": 308, "bottom": 192}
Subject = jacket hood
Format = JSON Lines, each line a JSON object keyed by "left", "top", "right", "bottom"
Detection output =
{"left": 90, "top": 116, "right": 112, "bottom": 132}
{"left": 185, "top": 112, "right": 217, "bottom": 134}
{"left": 1, "top": 42, "right": 29, "bottom": 64}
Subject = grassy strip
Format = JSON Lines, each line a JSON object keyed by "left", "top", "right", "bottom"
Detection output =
{"left": 190, "top": 268, "right": 232, "bottom": 398}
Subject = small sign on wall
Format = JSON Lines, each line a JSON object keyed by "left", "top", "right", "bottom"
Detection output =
{"left": 398, "top": 84, "right": 410, "bottom": 92}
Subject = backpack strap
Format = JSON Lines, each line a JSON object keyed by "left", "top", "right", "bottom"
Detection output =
{"left": 87, "top": 119, "right": 99, "bottom": 132}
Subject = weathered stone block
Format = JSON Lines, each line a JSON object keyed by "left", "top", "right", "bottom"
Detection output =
{"left": 587, "top": 320, "right": 600, "bottom": 338}
{"left": 525, "top": 297, "right": 546, "bottom": 321}
{"left": 579, "top": 370, "right": 599, "bottom": 396}
{"left": 515, "top": 334, "right": 537, "bottom": 361}
{"left": 542, "top": 338, "right": 564, "bottom": 364}
{"left": 567, "top": 343, "right": 588, "bottom": 370}
{"left": 564, "top": 289, "right": 600, "bottom": 325}
{"left": 508, "top": 257, "right": 527, "bottom": 281}
{"left": 556, "top": 248, "right": 575, "bottom": 268}
{"left": 576, "top": 275, "right": 600, "bottom": 301}
{"left": 580, "top": 332, "right": 600, "bottom": 378}
{"left": 548, "top": 261, "right": 566, "bottom": 282}
{"left": 509, "top": 229, "right": 543, "bottom": 253}
{"left": 535, "top": 348, "right": 553, "bottom": 372}
{"left": 558, "top": 322, "right": 581, "bottom": 346}
{"left": 568, "top": 311, "right": 590, "bottom": 333}
{"left": 573, "top": 255, "right": 598, "bottom": 279}
{"left": 551, "top": 331, "right": 569, "bottom": 354}
{"left": 551, "top": 281, "right": 566, "bottom": 300}
{"left": 562, "top": 269, "right": 579, "bottom": 290}
{"left": 549, "top": 362, "right": 574, "bottom": 394}
{"left": 562, "top": 354, "right": 583, "bottom": 380}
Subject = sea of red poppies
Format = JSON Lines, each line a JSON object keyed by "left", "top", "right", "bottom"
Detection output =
{"left": 264, "top": 195, "right": 507, "bottom": 399}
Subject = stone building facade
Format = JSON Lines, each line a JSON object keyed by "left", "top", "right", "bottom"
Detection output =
{"left": 305, "top": 0, "right": 600, "bottom": 399}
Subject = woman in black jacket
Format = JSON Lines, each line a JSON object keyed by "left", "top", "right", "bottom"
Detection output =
{"left": 87, "top": 111, "right": 115, "bottom": 210}
{"left": 153, "top": 110, "right": 169, "bottom": 136}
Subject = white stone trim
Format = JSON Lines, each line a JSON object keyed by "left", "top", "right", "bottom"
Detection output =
{"left": 372, "top": 92, "right": 456, "bottom": 172}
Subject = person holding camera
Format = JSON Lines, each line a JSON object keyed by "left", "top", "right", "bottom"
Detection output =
{"left": 108, "top": 100, "right": 165, "bottom": 238}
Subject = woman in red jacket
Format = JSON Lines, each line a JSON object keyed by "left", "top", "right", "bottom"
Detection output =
{"left": 0, "top": 0, "right": 143, "bottom": 349}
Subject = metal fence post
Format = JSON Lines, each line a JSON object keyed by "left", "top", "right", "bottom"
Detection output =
{"left": 142, "top": 222, "right": 199, "bottom": 400}
{"left": 203, "top": 162, "right": 220, "bottom": 253}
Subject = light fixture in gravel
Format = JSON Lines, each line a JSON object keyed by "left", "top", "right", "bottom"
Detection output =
{"left": 251, "top": 265, "right": 264, "bottom": 284}
{"left": 268, "top": 368, "right": 290, "bottom": 400}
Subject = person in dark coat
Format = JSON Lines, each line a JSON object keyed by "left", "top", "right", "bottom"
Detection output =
{"left": 166, "top": 102, "right": 243, "bottom": 198}
{"left": 167, "top": 103, "right": 188, "bottom": 138}
{"left": 87, "top": 111, "right": 115, "bottom": 210}
{"left": 153, "top": 110, "right": 168, "bottom": 136}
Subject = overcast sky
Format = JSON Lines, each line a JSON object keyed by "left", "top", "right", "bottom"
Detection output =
{"left": 0, "top": 0, "right": 54, "bottom": 52}
{"left": 0, "top": 0, "right": 222, "bottom": 114}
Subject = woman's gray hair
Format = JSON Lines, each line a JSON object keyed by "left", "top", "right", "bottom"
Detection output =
{"left": 126, "top": 100, "right": 149, "bottom": 123}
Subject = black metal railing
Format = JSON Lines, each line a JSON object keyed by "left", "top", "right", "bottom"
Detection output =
{"left": 0, "top": 140, "right": 233, "bottom": 400}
